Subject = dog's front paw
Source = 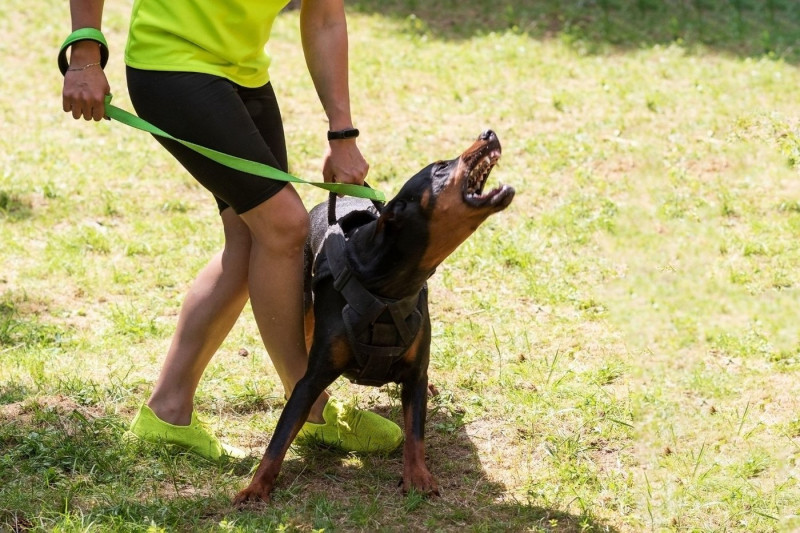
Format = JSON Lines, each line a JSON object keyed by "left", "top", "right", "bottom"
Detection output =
{"left": 401, "top": 468, "right": 440, "bottom": 497}
{"left": 233, "top": 483, "right": 273, "bottom": 508}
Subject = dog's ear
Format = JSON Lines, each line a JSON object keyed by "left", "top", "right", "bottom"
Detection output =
{"left": 376, "top": 198, "right": 406, "bottom": 232}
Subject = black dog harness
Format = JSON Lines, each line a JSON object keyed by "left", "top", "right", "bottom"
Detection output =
{"left": 320, "top": 196, "right": 427, "bottom": 387}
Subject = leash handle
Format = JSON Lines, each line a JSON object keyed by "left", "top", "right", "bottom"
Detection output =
{"left": 58, "top": 28, "right": 109, "bottom": 75}
{"left": 101, "top": 96, "right": 385, "bottom": 202}
{"left": 327, "top": 186, "right": 385, "bottom": 225}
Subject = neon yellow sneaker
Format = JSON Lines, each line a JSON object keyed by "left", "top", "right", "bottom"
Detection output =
{"left": 297, "top": 398, "right": 403, "bottom": 453}
{"left": 126, "top": 404, "right": 246, "bottom": 462}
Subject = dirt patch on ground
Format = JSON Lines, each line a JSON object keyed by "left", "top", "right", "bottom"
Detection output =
{"left": 0, "top": 394, "right": 106, "bottom": 426}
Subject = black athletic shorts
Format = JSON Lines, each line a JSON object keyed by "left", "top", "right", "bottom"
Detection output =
{"left": 126, "top": 67, "right": 289, "bottom": 214}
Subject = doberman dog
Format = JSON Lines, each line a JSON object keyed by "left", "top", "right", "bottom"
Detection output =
{"left": 233, "top": 130, "right": 514, "bottom": 505}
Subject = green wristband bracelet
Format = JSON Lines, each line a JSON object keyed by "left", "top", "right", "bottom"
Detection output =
{"left": 58, "top": 28, "right": 109, "bottom": 76}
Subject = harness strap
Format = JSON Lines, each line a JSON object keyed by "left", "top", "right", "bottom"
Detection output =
{"left": 388, "top": 297, "right": 416, "bottom": 345}
{"left": 323, "top": 230, "right": 423, "bottom": 385}
{"left": 326, "top": 232, "right": 386, "bottom": 321}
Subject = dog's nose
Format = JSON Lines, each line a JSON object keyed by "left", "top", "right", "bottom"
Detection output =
{"left": 479, "top": 130, "right": 496, "bottom": 141}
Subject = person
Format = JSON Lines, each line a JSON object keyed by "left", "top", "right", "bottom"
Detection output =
{"left": 61, "top": 0, "right": 402, "bottom": 461}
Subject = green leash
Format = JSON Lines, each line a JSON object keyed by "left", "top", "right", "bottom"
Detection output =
{"left": 58, "top": 28, "right": 384, "bottom": 202}
{"left": 103, "top": 96, "right": 385, "bottom": 202}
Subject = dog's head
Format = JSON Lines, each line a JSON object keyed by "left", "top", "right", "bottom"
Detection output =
{"left": 376, "top": 130, "right": 515, "bottom": 273}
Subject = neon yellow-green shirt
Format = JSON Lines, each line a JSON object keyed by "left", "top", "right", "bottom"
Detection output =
{"left": 125, "top": 0, "right": 290, "bottom": 88}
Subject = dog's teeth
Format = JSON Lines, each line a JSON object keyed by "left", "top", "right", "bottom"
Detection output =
{"left": 465, "top": 154, "right": 497, "bottom": 199}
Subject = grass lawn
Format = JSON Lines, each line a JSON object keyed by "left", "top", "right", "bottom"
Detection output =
{"left": 2, "top": 0, "right": 800, "bottom": 531}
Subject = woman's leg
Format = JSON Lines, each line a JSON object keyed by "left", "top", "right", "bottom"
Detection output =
{"left": 127, "top": 69, "right": 328, "bottom": 423}
{"left": 238, "top": 185, "right": 328, "bottom": 423}
{"left": 146, "top": 202, "right": 329, "bottom": 425}
{"left": 146, "top": 208, "right": 252, "bottom": 425}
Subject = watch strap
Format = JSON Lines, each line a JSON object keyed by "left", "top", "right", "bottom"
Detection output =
{"left": 327, "top": 128, "right": 360, "bottom": 141}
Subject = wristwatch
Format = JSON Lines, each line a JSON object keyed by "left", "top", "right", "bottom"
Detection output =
{"left": 327, "top": 128, "right": 360, "bottom": 141}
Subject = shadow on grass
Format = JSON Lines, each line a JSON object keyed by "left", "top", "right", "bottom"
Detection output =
{"left": 220, "top": 394, "right": 620, "bottom": 531}
{"left": 338, "top": 0, "right": 800, "bottom": 62}
{"left": 0, "top": 392, "right": 619, "bottom": 531}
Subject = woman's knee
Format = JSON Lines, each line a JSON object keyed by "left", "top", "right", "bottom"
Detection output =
{"left": 241, "top": 187, "right": 309, "bottom": 253}
{"left": 270, "top": 204, "right": 309, "bottom": 250}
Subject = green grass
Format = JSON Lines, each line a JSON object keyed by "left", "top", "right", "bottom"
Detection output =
{"left": 2, "top": 0, "right": 800, "bottom": 531}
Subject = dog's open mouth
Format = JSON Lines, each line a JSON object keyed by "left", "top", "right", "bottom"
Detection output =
{"left": 463, "top": 141, "right": 513, "bottom": 208}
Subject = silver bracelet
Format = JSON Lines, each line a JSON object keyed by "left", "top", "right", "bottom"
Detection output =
{"left": 67, "top": 61, "right": 102, "bottom": 72}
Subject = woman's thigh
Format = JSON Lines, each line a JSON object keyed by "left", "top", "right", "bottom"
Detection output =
{"left": 126, "top": 67, "right": 288, "bottom": 214}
